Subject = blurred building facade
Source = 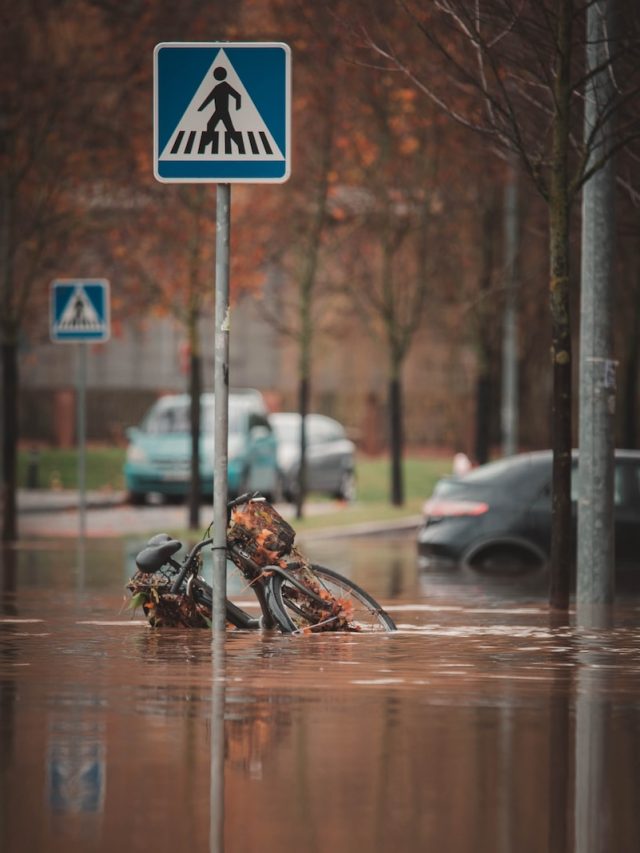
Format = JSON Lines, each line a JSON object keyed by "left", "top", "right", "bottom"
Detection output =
{"left": 18, "top": 289, "right": 482, "bottom": 454}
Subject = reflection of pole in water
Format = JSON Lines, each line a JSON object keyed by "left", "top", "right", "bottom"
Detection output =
{"left": 547, "top": 618, "right": 572, "bottom": 853}
{"left": 1, "top": 546, "right": 18, "bottom": 616}
{"left": 210, "top": 632, "right": 226, "bottom": 853}
{"left": 388, "top": 558, "right": 403, "bottom": 599}
{"left": 496, "top": 707, "right": 516, "bottom": 852}
{"left": 574, "top": 647, "right": 610, "bottom": 853}
{"left": 76, "top": 532, "right": 86, "bottom": 594}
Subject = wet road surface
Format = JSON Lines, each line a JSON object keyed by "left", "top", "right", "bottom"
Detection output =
{"left": 1, "top": 534, "right": 640, "bottom": 853}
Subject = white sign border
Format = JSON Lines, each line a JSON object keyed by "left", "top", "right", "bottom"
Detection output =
{"left": 50, "top": 278, "right": 111, "bottom": 344}
{"left": 153, "top": 41, "right": 291, "bottom": 185}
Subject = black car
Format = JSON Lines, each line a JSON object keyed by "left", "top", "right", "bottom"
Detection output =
{"left": 417, "top": 450, "right": 640, "bottom": 572}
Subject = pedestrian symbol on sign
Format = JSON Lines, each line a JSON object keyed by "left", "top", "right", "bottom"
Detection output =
{"left": 58, "top": 287, "right": 102, "bottom": 331}
{"left": 198, "top": 66, "right": 242, "bottom": 148}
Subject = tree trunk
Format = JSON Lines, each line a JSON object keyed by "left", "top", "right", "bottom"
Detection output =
{"left": 501, "top": 157, "right": 520, "bottom": 457}
{"left": 548, "top": 0, "right": 574, "bottom": 611}
{"left": 475, "top": 193, "right": 497, "bottom": 465}
{"left": 622, "top": 328, "right": 638, "bottom": 449}
{"left": 622, "top": 274, "right": 640, "bottom": 449}
{"left": 1, "top": 341, "right": 17, "bottom": 542}
{"left": 185, "top": 188, "right": 205, "bottom": 531}
{"left": 474, "top": 372, "right": 492, "bottom": 465}
{"left": 188, "top": 336, "right": 202, "bottom": 531}
{"left": 294, "top": 86, "right": 334, "bottom": 521}
{"left": 389, "top": 372, "right": 404, "bottom": 506}
{"left": 295, "top": 375, "right": 309, "bottom": 520}
{"left": 549, "top": 226, "right": 573, "bottom": 611}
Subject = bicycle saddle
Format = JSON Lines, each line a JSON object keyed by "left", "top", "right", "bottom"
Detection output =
{"left": 135, "top": 539, "right": 183, "bottom": 574}
{"left": 146, "top": 533, "right": 174, "bottom": 546}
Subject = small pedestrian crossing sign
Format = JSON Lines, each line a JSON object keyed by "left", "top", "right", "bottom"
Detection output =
{"left": 50, "top": 280, "right": 110, "bottom": 343}
{"left": 154, "top": 42, "right": 291, "bottom": 183}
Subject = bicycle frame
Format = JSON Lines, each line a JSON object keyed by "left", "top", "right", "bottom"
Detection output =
{"left": 170, "top": 531, "right": 332, "bottom": 631}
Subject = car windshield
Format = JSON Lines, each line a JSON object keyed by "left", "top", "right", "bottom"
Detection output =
{"left": 273, "top": 417, "right": 330, "bottom": 445}
{"left": 272, "top": 418, "right": 301, "bottom": 442}
{"left": 142, "top": 400, "right": 245, "bottom": 434}
{"left": 460, "top": 454, "right": 549, "bottom": 486}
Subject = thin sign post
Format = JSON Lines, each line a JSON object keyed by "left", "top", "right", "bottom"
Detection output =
{"left": 154, "top": 43, "right": 291, "bottom": 634}
{"left": 50, "top": 279, "right": 110, "bottom": 543}
{"left": 212, "top": 184, "right": 231, "bottom": 633}
{"left": 77, "top": 344, "right": 87, "bottom": 541}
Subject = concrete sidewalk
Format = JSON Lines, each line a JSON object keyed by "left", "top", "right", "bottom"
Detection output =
{"left": 18, "top": 488, "right": 127, "bottom": 514}
{"left": 16, "top": 488, "right": 422, "bottom": 540}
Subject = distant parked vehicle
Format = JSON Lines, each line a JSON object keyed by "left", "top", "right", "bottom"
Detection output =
{"left": 417, "top": 450, "right": 640, "bottom": 573}
{"left": 124, "top": 391, "right": 279, "bottom": 505}
{"left": 271, "top": 413, "right": 356, "bottom": 502}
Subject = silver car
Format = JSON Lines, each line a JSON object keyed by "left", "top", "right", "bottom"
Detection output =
{"left": 271, "top": 413, "right": 356, "bottom": 502}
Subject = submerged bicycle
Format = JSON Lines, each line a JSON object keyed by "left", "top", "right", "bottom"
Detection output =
{"left": 127, "top": 493, "right": 396, "bottom": 634}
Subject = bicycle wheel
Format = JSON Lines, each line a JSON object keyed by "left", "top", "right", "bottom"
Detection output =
{"left": 266, "top": 564, "right": 396, "bottom": 633}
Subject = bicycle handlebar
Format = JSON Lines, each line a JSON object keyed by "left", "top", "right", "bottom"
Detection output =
{"left": 227, "top": 491, "right": 262, "bottom": 511}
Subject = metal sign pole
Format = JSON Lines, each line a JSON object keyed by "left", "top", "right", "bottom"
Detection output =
{"left": 212, "top": 183, "right": 231, "bottom": 633}
{"left": 576, "top": 0, "right": 616, "bottom": 626}
{"left": 77, "top": 343, "right": 87, "bottom": 541}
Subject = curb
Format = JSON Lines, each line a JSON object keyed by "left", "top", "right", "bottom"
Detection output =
{"left": 16, "top": 491, "right": 424, "bottom": 541}
{"left": 298, "top": 515, "right": 423, "bottom": 542}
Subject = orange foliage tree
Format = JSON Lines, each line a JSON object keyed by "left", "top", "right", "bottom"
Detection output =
{"left": 329, "top": 7, "right": 478, "bottom": 506}
{"left": 356, "top": 0, "right": 640, "bottom": 606}
{"left": 0, "top": 0, "right": 145, "bottom": 540}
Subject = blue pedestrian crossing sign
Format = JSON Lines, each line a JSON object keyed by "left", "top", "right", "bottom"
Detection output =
{"left": 154, "top": 42, "right": 291, "bottom": 184}
{"left": 50, "top": 280, "right": 110, "bottom": 343}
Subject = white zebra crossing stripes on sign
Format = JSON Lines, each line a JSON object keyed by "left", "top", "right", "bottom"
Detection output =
{"left": 167, "top": 128, "right": 276, "bottom": 158}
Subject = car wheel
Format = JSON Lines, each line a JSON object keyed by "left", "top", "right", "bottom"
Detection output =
{"left": 267, "top": 472, "right": 285, "bottom": 504}
{"left": 467, "top": 544, "right": 544, "bottom": 574}
{"left": 281, "top": 472, "right": 298, "bottom": 504}
{"left": 128, "top": 490, "right": 147, "bottom": 506}
{"left": 335, "top": 469, "right": 356, "bottom": 502}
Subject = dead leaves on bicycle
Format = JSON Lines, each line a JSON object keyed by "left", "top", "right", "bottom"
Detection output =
{"left": 127, "top": 571, "right": 211, "bottom": 628}
{"left": 227, "top": 500, "right": 295, "bottom": 568}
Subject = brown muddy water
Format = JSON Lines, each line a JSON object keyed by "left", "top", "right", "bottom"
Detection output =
{"left": 1, "top": 534, "right": 640, "bottom": 853}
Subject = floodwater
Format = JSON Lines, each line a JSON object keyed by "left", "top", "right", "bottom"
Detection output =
{"left": 1, "top": 534, "right": 640, "bottom": 853}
